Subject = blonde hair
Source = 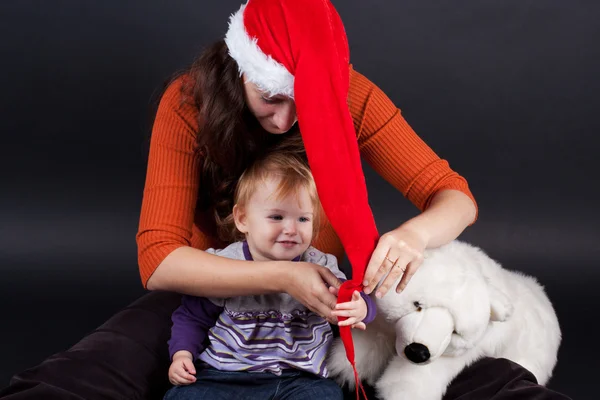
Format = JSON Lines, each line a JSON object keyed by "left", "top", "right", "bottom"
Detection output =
{"left": 217, "top": 152, "right": 322, "bottom": 243}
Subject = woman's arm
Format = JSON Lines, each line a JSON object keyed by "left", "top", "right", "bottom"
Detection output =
{"left": 348, "top": 67, "right": 478, "bottom": 296}
{"left": 149, "top": 246, "right": 280, "bottom": 295}
{"left": 401, "top": 188, "right": 476, "bottom": 249}
{"left": 150, "top": 247, "right": 341, "bottom": 320}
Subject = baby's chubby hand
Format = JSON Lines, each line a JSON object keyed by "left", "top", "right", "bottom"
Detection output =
{"left": 329, "top": 287, "right": 368, "bottom": 330}
{"left": 168, "top": 350, "right": 197, "bottom": 386}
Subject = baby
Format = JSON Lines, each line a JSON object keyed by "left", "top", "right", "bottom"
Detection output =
{"left": 164, "top": 152, "right": 376, "bottom": 399}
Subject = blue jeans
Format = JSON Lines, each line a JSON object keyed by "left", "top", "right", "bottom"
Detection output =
{"left": 163, "top": 368, "right": 343, "bottom": 400}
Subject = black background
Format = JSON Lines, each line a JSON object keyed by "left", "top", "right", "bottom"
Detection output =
{"left": 1, "top": 1, "right": 598, "bottom": 398}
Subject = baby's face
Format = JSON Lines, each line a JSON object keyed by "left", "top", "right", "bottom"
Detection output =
{"left": 239, "top": 177, "right": 314, "bottom": 261}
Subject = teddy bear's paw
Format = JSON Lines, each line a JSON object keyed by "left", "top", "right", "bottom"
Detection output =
{"left": 326, "top": 339, "right": 358, "bottom": 389}
{"left": 376, "top": 383, "right": 443, "bottom": 400}
{"left": 329, "top": 366, "right": 357, "bottom": 390}
{"left": 376, "top": 366, "right": 445, "bottom": 400}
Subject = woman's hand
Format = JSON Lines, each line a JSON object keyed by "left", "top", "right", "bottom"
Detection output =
{"left": 282, "top": 262, "right": 342, "bottom": 324}
{"left": 362, "top": 226, "right": 428, "bottom": 298}
{"left": 362, "top": 190, "right": 476, "bottom": 298}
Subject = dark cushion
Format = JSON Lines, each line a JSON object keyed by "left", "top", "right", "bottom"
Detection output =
{"left": 0, "top": 291, "right": 181, "bottom": 400}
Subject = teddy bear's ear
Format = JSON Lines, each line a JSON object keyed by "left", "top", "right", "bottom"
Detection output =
{"left": 488, "top": 283, "right": 514, "bottom": 322}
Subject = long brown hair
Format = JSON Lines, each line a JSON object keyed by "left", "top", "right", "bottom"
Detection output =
{"left": 176, "top": 40, "right": 306, "bottom": 240}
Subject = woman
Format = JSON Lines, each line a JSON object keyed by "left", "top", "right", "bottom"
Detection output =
{"left": 138, "top": 0, "right": 477, "bottom": 319}
{"left": 136, "top": 1, "right": 568, "bottom": 398}
{"left": 0, "top": 1, "right": 571, "bottom": 399}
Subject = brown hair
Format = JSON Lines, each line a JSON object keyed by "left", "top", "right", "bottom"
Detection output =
{"left": 174, "top": 40, "right": 305, "bottom": 239}
{"left": 219, "top": 152, "right": 322, "bottom": 243}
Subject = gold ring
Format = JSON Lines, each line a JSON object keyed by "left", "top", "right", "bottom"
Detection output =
{"left": 385, "top": 256, "right": 395, "bottom": 264}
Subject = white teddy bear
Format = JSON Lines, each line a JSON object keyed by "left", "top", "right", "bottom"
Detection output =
{"left": 328, "top": 240, "right": 561, "bottom": 400}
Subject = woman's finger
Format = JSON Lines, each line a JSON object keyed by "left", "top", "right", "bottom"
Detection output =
{"left": 317, "top": 266, "right": 342, "bottom": 290}
{"left": 395, "top": 256, "right": 424, "bottom": 293}
{"left": 308, "top": 289, "right": 339, "bottom": 323}
{"left": 362, "top": 239, "right": 394, "bottom": 293}
{"left": 375, "top": 252, "right": 414, "bottom": 298}
{"left": 364, "top": 254, "right": 395, "bottom": 295}
{"left": 315, "top": 287, "right": 338, "bottom": 315}
{"left": 288, "top": 264, "right": 339, "bottom": 320}
{"left": 314, "top": 266, "right": 341, "bottom": 310}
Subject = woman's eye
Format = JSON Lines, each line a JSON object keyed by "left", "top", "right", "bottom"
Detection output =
{"left": 261, "top": 96, "right": 277, "bottom": 104}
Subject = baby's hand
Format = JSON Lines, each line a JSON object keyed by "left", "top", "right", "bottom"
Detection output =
{"left": 330, "top": 289, "right": 368, "bottom": 330}
{"left": 168, "top": 351, "right": 197, "bottom": 386}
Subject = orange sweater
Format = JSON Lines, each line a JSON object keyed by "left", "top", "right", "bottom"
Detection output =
{"left": 136, "top": 67, "right": 477, "bottom": 287}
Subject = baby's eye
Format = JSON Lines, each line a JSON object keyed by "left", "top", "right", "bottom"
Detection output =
{"left": 299, "top": 217, "right": 310, "bottom": 223}
{"left": 269, "top": 215, "right": 283, "bottom": 221}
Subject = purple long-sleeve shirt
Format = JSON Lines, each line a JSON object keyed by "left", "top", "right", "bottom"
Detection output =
{"left": 168, "top": 241, "right": 376, "bottom": 377}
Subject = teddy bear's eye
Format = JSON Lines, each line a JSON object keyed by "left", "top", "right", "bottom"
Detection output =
{"left": 413, "top": 301, "right": 422, "bottom": 311}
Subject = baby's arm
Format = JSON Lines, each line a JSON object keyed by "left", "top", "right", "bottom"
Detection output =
{"left": 168, "top": 295, "right": 223, "bottom": 385}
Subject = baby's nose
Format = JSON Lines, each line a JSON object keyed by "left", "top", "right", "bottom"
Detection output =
{"left": 283, "top": 220, "right": 297, "bottom": 233}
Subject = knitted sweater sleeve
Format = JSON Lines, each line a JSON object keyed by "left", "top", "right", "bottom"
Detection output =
{"left": 348, "top": 67, "right": 478, "bottom": 219}
{"left": 136, "top": 78, "right": 202, "bottom": 287}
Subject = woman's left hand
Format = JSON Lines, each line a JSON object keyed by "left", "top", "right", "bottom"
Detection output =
{"left": 362, "top": 226, "right": 428, "bottom": 298}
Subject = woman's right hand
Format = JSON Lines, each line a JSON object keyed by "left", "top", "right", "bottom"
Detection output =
{"left": 282, "top": 261, "right": 341, "bottom": 324}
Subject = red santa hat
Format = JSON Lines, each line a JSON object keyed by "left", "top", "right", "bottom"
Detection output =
{"left": 225, "top": 0, "right": 379, "bottom": 395}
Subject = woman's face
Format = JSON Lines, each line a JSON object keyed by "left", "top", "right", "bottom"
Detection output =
{"left": 243, "top": 75, "right": 297, "bottom": 134}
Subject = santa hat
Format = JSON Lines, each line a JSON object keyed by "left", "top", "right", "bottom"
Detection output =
{"left": 225, "top": 0, "right": 379, "bottom": 396}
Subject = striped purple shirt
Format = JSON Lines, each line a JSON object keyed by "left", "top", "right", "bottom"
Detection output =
{"left": 168, "top": 241, "right": 376, "bottom": 377}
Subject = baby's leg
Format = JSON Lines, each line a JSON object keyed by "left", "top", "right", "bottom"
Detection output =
{"left": 278, "top": 371, "right": 343, "bottom": 400}
{"left": 163, "top": 368, "right": 279, "bottom": 400}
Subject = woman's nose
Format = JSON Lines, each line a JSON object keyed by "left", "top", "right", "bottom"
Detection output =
{"left": 273, "top": 103, "right": 297, "bottom": 132}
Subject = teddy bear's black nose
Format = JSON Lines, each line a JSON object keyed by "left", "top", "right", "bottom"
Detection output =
{"left": 404, "top": 343, "right": 430, "bottom": 363}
